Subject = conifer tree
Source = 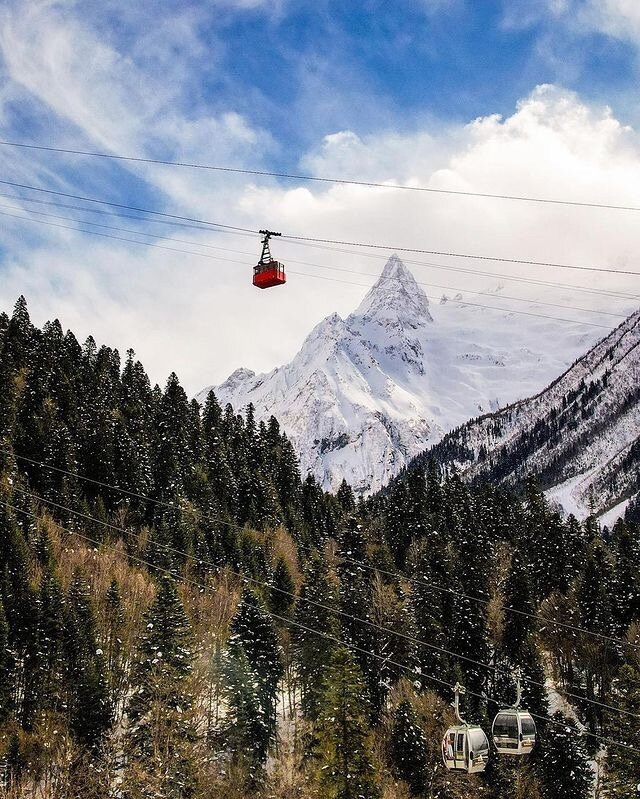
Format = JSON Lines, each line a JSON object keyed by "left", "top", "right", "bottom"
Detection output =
{"left": 269, "top": 556, "right": 296, "bottom": 617}
{"left": 222, "top": 642, "right": 270, "bottom": 784}
{"left": 390, "top": 699, "right": 428, "bottom": 796}
{"left": 32, "top": 573, "right": 67, "bottom": 723}
{"left": 65, "top": 575, "right": 112, "bottom": 749}
{"left": 103, "top": 578, "right": 127, "bottom": 703}
{"left": 0, "top": 597, "right": 11, "bottom": 723}
{"left": 502, "top": 550, "right": 536, "bottom": 662}
{"left": 124, "top": 577, "right": 197, "bottom": 798}
{"left": 337, "top": 518, "right": 381, "bottom": 714}
{"left": 537, "top": 714, "right": 593, "bottom": 799}
{"left": 610, "top": 519, "right": 640, "bottom": 631}
{"left": 229, "top": 589, "right": 283, "bottom": 744}
{"left": 577, "top": 539, "right": 617, "bottom": 731}
{"left": 411, "top": 536, "right": 451, "bottom": 686}
{"left": 313, "top": 646, "right": 379, "bottom": 799}
{"left": 336, "top": 480, "right": 356, "bottom": 515}
{"left": 605, "top": 663, "right": 640, "bottom": 796}
{"left": 293, "top": 554, "right": 338, "bottom": 720}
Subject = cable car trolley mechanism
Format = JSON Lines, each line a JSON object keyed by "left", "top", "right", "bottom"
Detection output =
{"left": 442, "top": 683, "right": 490, "bottom": 774}
{"left": 492, "top": 670, "right": 537, "bottom": 755}
{"left": 253, "top": 229, "right": 286, "bottom": 289}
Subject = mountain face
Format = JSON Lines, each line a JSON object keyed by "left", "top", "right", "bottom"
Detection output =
{"left": 197, "top": 256, "right": 600, "bottom": 493}
{"left": 418, "top": 309, "right": 640, "bottom": 519}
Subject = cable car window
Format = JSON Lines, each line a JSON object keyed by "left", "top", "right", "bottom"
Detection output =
{"left": 456, "top": 733, "right": 465, "bottom": 756}
{"left": 521, "top": 717, "right": 536, "bottom": 736}
{"left": 469, "top": 729, "right": 488, "bottom": 752}
{"left": 493, "top": 714, "right": 517, "bottom": 737}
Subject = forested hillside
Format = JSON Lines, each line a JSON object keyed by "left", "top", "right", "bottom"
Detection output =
{"left": 0, "top": 297, "right": 639, "bottom": 799}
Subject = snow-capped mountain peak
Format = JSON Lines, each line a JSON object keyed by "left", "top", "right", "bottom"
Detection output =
{"left": 197, "top": 256, "right": 602, "bottom": 493}
{"left": 350, "top": 254, "right": 433, "bottom": 327}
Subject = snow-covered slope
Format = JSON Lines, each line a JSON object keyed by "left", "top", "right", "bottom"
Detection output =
{"left": 420, "top": 309, "right": 640, "bottom": 518}
{"left": 197, "top": 256, "right": 601, "bottom": 493}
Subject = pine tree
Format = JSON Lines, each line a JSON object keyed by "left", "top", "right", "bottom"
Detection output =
{"left": 502, "top": 549, "right": 536, "bottom": 662}
{"left": 313, "top": 647, "right": 379, "bottom": 799}
{"left": 103, "top": 578, "right": 127, "bottom": 703}
{"left": 229, "top": 589, "right": 283, "bottom": 745}
{"left": 390, "top": 700, "right": 428, "bottom": 796}
{"left": 65, "top": 575, "right": 112, "bottom": 749}
{"left": 610, "top": 519, "right": 640, "bottom": 631}
{"left": 576, "top": 539, "right": 617, "bottom": 732}
{"left": 538, "top": 714, "right": 593, "bottom": 799}
{"left": 294, "top": 553, "right": 339, "bottom": 720}
{"left": 605, "top": 663, "right": 640, "bottom": 796}
{"left": 0, "top": 597, "right": 11, "bottom": 722}
{"left": 222, "top": 642, "right": 270, "bottom": 784}
{"left": 269, "top": 556, "right": 296, "bottom": 617}
{"left": 337, "top": 518, "right": 381, "bottom": 714}
{"left": 336, "top": 480, "right": 356, "bottom": 515}
{"left": 123, "top": 577, "right": 197, "bottom": 798}
{"left": 411, "top": 536, "right": 451, "bottom": 687}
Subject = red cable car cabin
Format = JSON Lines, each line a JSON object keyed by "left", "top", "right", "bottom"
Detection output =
{"left": 253, "top": 230, "right": 286, "bottom": 289}
{"left": 253, "top": 260, "right": 286, "bottom": 289}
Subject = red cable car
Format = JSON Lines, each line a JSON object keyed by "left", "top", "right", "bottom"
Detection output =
{"left": 253, "top": 229, "right": 286, "bottom": 289}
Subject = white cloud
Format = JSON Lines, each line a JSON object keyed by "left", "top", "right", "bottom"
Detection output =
{"left": 578, "top": 0, "right": 640, "bottom": 43}
{"left": 0, "top": 5, "right": 639, "bottom": 396}
{"left": 508, "top": 0, "right": 640, "bottom": 44}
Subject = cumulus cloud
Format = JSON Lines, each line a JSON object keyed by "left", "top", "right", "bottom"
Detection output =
{"left": 0, "top": 5, "right": 639, "bottom": 395}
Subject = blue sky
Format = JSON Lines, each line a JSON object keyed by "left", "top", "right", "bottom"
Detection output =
{"left": 1, "top": 0, "right": 640, "bottom": 391}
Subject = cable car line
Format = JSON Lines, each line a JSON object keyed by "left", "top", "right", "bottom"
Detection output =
{"left": 3, "top": 138, "right": 640, "bottom": 215}
{"left": 0, "top": 200, "right": 626, "bottom": 320}
{"left": 279, "top": 237, "right": 640, "bottom": 302}
{"left": 283, "top": 239, "right": 640, "bottom": 300}
{"left": 289, "top": 270, "right": 615, "bottom": 328}
{"left": 281, "top": 232, "right": 640, "bottom": 277}
{"left": 3, "top": 448, "right": 639, "bottom": 654}
{"left": 0, "top": 208, "right": 617, "bottom": 331}
{"left": 0, "top": 178, "right": 256, "bottom": 234}
{"left": 4, "top": 199, "right": 635, "bottom": 308}
{"left": 2, "top": 177, "right": 640, "bottom": 278}
{"left": 0, "top": 190, "right": 259, "bottom": 238}
{"left": 4, "top": 188, "right": 638, "bottom": 303}
{"left": 10, "top": 484, "right": 640, "bottom": 722}
{"left": 1, "top": 496, "right": 638, "bottom": 757}
{"left": 341, "top": 557, "right": 640, "bottom": 652}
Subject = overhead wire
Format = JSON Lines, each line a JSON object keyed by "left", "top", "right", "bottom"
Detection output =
{"left": 1, "top": 149, "right": 637, "bottom": 723}
{"left": 11, "top": 483, "right": 640, "bottom": 722}
{"left": 0, "top": 178, "right": 256, "bottom": 234}
{"left": 281, "top": 232, "right": 640, "bottom": 277}
{"left": 0, "top": 199, "right": 627, "bottom": 319}
{"left": 341, "top": 557, "right": 640, "bottom": 653}
{"left": 3, "top": 138, "right": 640, "bottom": 214}
{"left": 3, "top": 189, "right": 638, "bottom": 302}
{"left": 2, "top": 177, "right": 640, "bottom": 277}
{"left": 1, "top": 495, "right": 638, "bottom": 756}
{"left": 3, "top": 447, "right": 639, "bottom": 653}
{"left": 279, "top": 237, "right": 640, "bottom": 302}
{"left": 0, "top": 207, "right": 618, "bottom": 331}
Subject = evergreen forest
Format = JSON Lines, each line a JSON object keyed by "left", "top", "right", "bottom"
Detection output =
{"left": 0, "top": 297, "right": 638, "bottom": 799}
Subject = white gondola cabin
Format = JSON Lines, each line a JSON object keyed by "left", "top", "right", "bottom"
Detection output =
{"left": 442, "top": 683, "right": 490, "bottom": 774}
{"left": 492, "top": 672, "right": 537, "bottom": 755}
{"left": 442, "top": 724, "right": 490, "bottom": 774}
{"left": 492, "top": 709, "right": 536, "bottom": 755}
